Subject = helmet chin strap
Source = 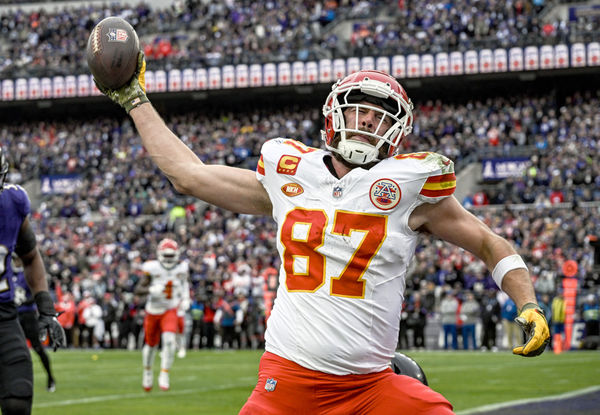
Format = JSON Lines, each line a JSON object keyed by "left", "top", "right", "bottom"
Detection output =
{"left": 327, "top": 138, "right": 381, "bottom": 165}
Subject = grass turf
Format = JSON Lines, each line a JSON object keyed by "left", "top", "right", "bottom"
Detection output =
{"left": 32, "top": 349, "right": 600, "bottom": 414}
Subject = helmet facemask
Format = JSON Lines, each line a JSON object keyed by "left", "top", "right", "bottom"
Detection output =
{"left": 157, "top": 239, "right": 180, "bottom": 270}
{"left": 322, "top": 72, "right": 413, "bottom": 166}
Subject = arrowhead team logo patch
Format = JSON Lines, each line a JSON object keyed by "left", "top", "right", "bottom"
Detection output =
{"left": 369, "top": 178, "right": 401, "bottom": 210}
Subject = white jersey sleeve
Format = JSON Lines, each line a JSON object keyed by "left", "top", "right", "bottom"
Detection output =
{"left": 257, "top": 140, "right": 456, "bottom": 375}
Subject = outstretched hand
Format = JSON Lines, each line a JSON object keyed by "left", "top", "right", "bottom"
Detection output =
{"left": 34, "top": 291, "right": 67, "bottom": 352}
{"left": 512, "top": 303, "right": 550, "bottom": 357}
{"left": 95, "top": 52, "right": 149, "bottom": 113}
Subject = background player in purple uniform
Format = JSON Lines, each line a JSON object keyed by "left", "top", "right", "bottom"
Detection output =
{"left": 12, "top": 254, "right": 57, "bottom": 392}
{"left": 0, "top": 147, "right": 65, "bottom": 415}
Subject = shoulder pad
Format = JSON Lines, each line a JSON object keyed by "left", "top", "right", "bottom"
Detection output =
{"left": 4, "top": 184, "right": 31, "bottom": 217}
{"left": 394, "top": 152, "right": 456, "bottom": 203}
{"left": 394, "top": 152, "right": 454, "bottom": 175}
{"left": 257, "top": 138, "right": 319, "bottom": 178}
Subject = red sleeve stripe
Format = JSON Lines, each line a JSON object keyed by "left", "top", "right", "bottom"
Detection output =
{"left": 257, "top": 155, "right": 265, "bottom": 176}
{"left": 420, "top": 187, "right": 455, "bottom": 197}
{"left": 424, "top": 173, "right": 456, "bottom": 183}
{"left": 420, "top": 173, "right": 456, "bottom": 197}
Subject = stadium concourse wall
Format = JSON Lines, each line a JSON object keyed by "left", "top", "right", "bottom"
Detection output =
{"left": 1, "top": 42, "right": 600, "bottom": 102}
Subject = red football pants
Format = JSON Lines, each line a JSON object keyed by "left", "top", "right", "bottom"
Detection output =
{"left": 239, "top": 352, "right": 454, "bottom": 415}
{"left": 143, "top": 308, "right": 178, "bottom": 347}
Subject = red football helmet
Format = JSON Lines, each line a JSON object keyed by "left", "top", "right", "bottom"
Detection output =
{"left": 321, "top": 70, "right": 413, "bottom": 165}
{"left": 157, "top": 238, "right": 180, "bottom": 269}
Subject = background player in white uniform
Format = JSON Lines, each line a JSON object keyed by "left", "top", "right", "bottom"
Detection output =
{"left": 99, "top": 57, "right": 550, "bottom": 414}
{"left": 135, "top": 238, "right": 188, "bottom": 391}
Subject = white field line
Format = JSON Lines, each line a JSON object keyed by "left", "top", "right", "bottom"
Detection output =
{"left": 34, "top": 378, "right": 256, "bottom": 408}
{"left": 456, "top": 385, "right": 600, "bottom": 415}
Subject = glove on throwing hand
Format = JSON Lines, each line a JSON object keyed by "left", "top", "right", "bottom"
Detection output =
{"left": 95, "top": 52, "right": 149, "bottom": 113}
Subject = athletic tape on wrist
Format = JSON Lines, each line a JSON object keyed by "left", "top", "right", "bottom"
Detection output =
{"left": 491, "top": 254, "right": 528, "bottom": 289}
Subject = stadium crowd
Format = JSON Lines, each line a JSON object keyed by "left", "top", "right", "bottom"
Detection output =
{"left": 0, "top": 0, "right": 598, "bottom": 353}
{"left": 1, "top": 0, "right": 599, "bottom": 78}
{"left": 1, "top": 86, "right": 598, "bottom": 351}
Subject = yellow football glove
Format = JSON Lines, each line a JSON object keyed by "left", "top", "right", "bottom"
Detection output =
{"left": 513, "top": 302, "right": 550, "bottom": 357}
{"left": 95, "top": 52, "right": 148, "bottom": 113}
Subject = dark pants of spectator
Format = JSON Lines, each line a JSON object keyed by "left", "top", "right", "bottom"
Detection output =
{"left": 188, "top": 319, "right": 203, "bottom": 349}
{"left": 443, "top": 323, "right": 458, "bottom": 350}
{"left": 221, "top": 325, "right": 237, "bottom": 349}
{"left": 413, "top": 323, "right": 425, "bottom": 348}
{"left": 63, "top": 327, "right": 75, "bottom": 348}
{"left": 397, "top": 322, "right": 409, "bottom": 349}
{"left": 462, "top": 324, "right": 477, "bottom": 349}
{"left": 202, "top": 321, "right": 215, "bottom": 349}
{"left": 481, "top": 321, "right": 497, "bottom": 349}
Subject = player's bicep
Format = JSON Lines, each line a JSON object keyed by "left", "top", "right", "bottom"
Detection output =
{"left": 415, "top": 196, "right": 507, "bottom": 266}
{"left": 15, "top": 217, "right": 37, "bottom": 259}
{"left": 184, "top": 164, "right": 272, "bottom": 216}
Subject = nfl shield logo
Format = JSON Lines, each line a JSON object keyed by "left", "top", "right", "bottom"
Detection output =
{"left": 332, "top": 186, "right": 343, "bottom": 198}
{"left": 265, "top": 378, "right": 277, "bottom": 392}
{"left": 107, "top": 28, "right": 129, "bottom": 43}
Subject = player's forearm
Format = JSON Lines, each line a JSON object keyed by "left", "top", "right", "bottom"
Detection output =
{"left": 130, "top": 103, "right": 202, "bottom": 192}
{"left": 500, "top": 269, "right": 538, "bottom": 310}
{"left": 22, "top": 249, "right": 49, "bottom": 294}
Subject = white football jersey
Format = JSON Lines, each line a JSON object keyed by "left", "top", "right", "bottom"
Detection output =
{"left": 257, "top": 138, "right": 456, "bottom": 375}
{"left": 142, "top": 260, "right": 189, "bottom": 315}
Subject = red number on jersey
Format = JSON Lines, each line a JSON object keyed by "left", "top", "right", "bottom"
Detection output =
{"left": 163, "top": 280, "right": 173, "bottom": 299}
{"left": 281, "top": 208, "right": 387, "bottom": 298}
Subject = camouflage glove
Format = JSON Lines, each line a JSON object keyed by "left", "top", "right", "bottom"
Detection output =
{"left": 95, "top": 52, "right": 149, "bottom": 113}
{"left": 513, "top": 302, "right": 550, "bottom": 357}
{"left": 34, "top": 291, "right": 67, "bottom": 352}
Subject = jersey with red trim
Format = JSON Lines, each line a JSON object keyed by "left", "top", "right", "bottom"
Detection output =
{"left": 141, "top": 260, "right": 189, "bottom": 315}
{"left": 256, "top": 138, "right": 455, "bottom": 375}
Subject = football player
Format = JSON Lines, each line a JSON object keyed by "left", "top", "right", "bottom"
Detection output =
{"left": 0, "top": 147, "right": 65, "bottom": 415}
{"left": 12, "top": 254, "right": 57, "bottom": 392}
{"left": 135, "top": 238, "right": 188, "bottom": 391}
{"left": 99, "top": 56, "right": 550, "bottom": 414}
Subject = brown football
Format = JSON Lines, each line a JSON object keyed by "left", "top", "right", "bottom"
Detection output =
{"left": 86, "top": 17, "right": 140, "bottom": 89}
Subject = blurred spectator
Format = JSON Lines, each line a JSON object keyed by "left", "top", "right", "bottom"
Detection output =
{"left": 581, "top": 294, "right": 599, "bottom": 338}
{"left": 440, "top": 290, "right": 459, "bottom": 350}
{"left": 480, "top": 289, "right": 501, "bottom": 351}
{"left": 460, "top": 291, "right": 480, "bottom": 350}
{"left": 501, "top": 296, "right": 523, "bottom": 349}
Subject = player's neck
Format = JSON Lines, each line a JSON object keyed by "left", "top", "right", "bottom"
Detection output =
{"left": 326, "top": 155, "right": 352, "bottom": 179}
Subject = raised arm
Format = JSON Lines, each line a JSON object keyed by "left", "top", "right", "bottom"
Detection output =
{"left": 96, "top": 53, "right": 272, "bottom": 216}
{"left": 409, "top": 196, "right": 550, "bottom": 356}
{"left": 129, "top": 103, "right": 272, "bottom": 215}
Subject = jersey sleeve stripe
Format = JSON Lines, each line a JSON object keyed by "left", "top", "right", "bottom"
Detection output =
{"left": 423, "top": 173, "right": 456, "bottom": 184}
{"left": 257, "top": 155, "right": 265, "bottom": 176}
{"left": 420, "top": 173, "right": 456, "bottom": 197}
{"left": 420, "top": 187, "right": 455, "bottom": 197}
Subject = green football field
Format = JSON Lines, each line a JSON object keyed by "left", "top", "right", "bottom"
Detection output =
{"left": 31, "top": 349, "right": 600, "bottom": 414}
